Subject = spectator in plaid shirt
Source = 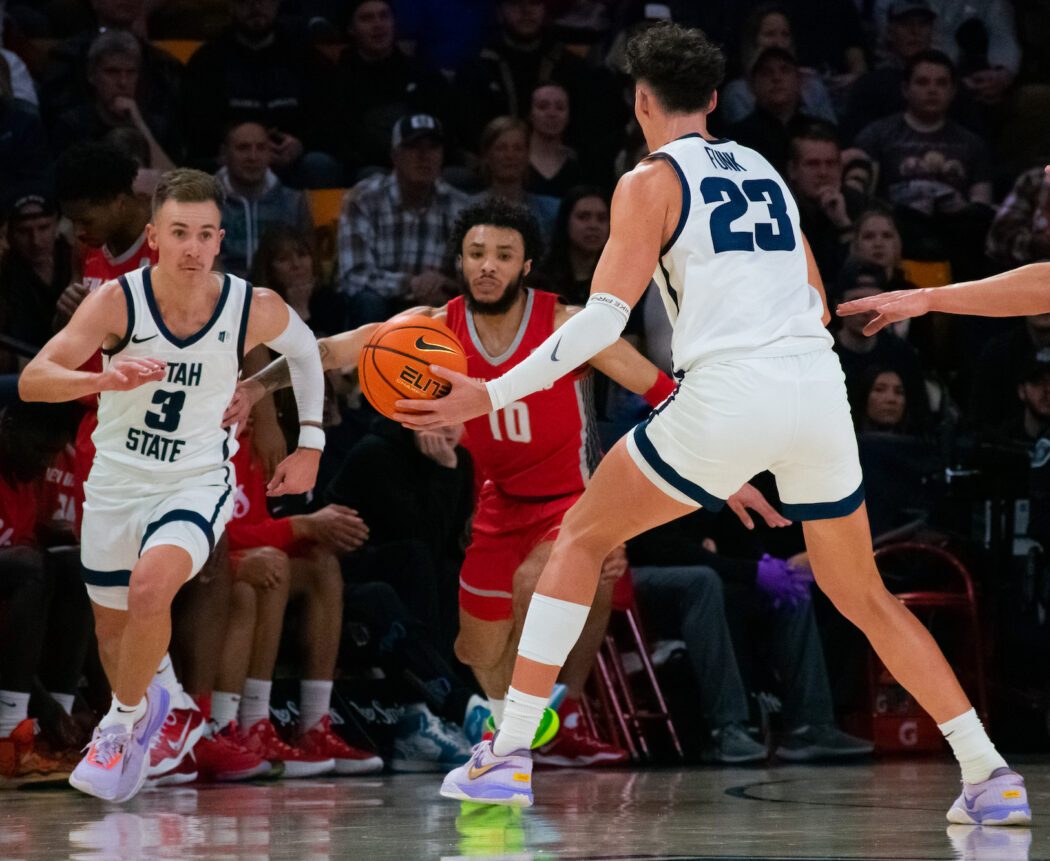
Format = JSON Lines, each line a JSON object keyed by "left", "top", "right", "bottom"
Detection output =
{"left": 986, "top": 166, "right": 1050, "bottom": 268}
{"left": 337, "top": 114, "right": 469, "bottom": 325}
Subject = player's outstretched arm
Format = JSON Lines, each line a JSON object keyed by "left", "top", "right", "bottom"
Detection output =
{"left": 19, "top": 281, "right": 166, "bottom": 402}
{"left": 393, "top": 163, "right": 674, "bottom": 428}
{"left": 837, "top": 261, "right": 1050, "bottom": 336}
{"left": 243, "top": 289, "right": 327, "bottom": 495}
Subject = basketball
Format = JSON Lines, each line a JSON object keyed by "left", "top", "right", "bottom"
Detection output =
{"left": 358, "top": 315, "right": 468, "bottom": 420}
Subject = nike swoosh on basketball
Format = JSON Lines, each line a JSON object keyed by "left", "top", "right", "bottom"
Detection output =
{"left": 131, "top": 334, "right": 158, "bottom": 343}
{"left": 550, "top": 337, "right": 563, "bottom": 362}
{"left": 414, "top": 335, "right": 455, "bottom": 353}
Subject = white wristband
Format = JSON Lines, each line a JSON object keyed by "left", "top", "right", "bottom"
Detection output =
{"left": 297, "top": 425, "right": 326, "bottom": 451}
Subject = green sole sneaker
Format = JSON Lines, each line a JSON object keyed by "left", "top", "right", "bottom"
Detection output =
{"left": 484, "top": 707, "right": 560, "bottom": 749}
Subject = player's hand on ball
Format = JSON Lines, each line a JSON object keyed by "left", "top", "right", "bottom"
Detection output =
{"left": 97, "top": 357, "right": 167, "bottom": 391}
{"left": 727, "top": 482, "right": 791, "bottom": 530}
{"left": 836, "top": 288, "right": 930, "bottom": 336}
{"left": 266, "top": 447, "right": 321, "bottom": 496}
{"left": 393, "top": 366, "right": 492, "bottom": 428}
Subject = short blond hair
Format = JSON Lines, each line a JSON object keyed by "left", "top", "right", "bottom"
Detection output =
{"left": 152, "top": 168, "right": 225, "bottom": 218}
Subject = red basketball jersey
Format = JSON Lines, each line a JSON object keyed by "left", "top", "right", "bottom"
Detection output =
{"left": 80, "top": 231, "right": 157, "bottom": 294}
{"left": 446, "top": 290, "right": 600, "bottom": 499}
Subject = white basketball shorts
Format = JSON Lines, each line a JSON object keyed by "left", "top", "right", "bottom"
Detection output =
{"left": 626, "top": 348, "right": 864, "bottom": 520}
{"left": 80, "top": 462, "right": 235, "bottom": 609}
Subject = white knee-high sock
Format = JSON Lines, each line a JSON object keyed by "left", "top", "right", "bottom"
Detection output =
{"left": 50, "top": 692, "right": 75, "bottom": 716}
{"left": 488, "top": 698, "right": 505, "bottom": 725}
{"left": 239, "top": 679, "right": 272, "bottom": 728}
{"left": 939, "top": 708, "right": 1008, "bottom": 783}
{"left": 153, "top": 653, "right": 193, "bottom": 710}
{"left": 491, "top": 593, "right": 590, "bottom": 756}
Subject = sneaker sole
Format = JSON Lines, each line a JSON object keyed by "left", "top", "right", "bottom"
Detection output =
{"left": 947, "top": 805, "right": 1032, "bottom": 826}
{"left": 439, "top": 778, "right": 532, "bottom": 808}
{"left": 147, "top": 767, "right": 198, "bottom": 787}
{"left": 280, "top": 758, "right": 336, "bottom": 778}
{"left": 333, "top": 756, "right": 384, "bottom": 775}
{"left": 204, "top": 760, "right": 274, "bottom": 782}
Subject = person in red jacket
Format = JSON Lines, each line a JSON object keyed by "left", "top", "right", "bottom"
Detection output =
{"left": 210, "top": 424, "right": 383, "bottom": 776}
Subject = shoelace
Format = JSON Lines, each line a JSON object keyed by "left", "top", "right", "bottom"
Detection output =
{"left": 87, "top": 728, "right": 130, "bottom": 769}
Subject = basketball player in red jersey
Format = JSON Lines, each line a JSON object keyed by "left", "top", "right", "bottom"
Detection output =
{"left": 228, "top": 199, "right": 784, "bottom": 763}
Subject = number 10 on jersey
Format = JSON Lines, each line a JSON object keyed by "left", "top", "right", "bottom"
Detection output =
{"left": 488, "top": 402, "right": 532, "bottom": 443}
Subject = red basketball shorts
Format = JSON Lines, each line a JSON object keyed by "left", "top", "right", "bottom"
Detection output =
{"left": 459, "top": 482, "right": 582, "bottom": 622}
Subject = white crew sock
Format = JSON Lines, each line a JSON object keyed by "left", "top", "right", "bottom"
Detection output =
{"left": 938, "top": 708, "right": 1008, "bottom": 783}
{"left": 239, "top": 678, "right": 272, "bottom": 729}
{"left": 299, "top": 679, "right": 333, "bottom": 732}
{"left": 50, "top": 692, "right": 76, "bottom": 716}
{"left": 100, "top": 694, "right": 146, "bottom": 731}
{"left": 488, "top": 698, "right": 505, "bottom": 726}
{"left": 0, "top": 690, "right": 30, "bottom": 737}
{"left": 211, "top": 691, "right": 241, "bottom": 729}
{"left": 492, "top": 687, "right": 548, "bottom": 756}
{"left": 153, "top": 653, "right": 194, "bottom": 710}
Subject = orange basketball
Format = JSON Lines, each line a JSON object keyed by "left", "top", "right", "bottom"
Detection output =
{"left": 358, "top": 315, "right": 468, "bottom": 419}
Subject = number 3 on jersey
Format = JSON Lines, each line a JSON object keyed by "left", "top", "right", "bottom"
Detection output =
{"left": 488, "top": 402, "right": 531, "bottom": 443}
{"left": 701, "top": 177, "right": 796, "bottom": 253}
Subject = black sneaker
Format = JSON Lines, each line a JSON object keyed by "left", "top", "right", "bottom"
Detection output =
{"left": 703, "top": 723, "right": 767, "bottom": 764}
{"left": 775, "top": 724, "right": 873, "bottom": 761}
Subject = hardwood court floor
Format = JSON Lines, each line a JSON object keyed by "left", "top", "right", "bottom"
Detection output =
{"left": 1, "top": 757, "right": 1045, "bottom": 860}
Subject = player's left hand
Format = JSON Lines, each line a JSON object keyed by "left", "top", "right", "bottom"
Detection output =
{"left": 727, "top": 482, "right": 791, "bottom": 530}
{"left": 393, "top": 366, "right": 492, "bottom": 429}
{"left": 267, "top": 447, "right": 321, "bottom": 496}
{"left": 599, "top": 544, "right": 629, "bottom": 585}
{"left": 836, "top": 288, "right": 930, "bottom": 336}
{"left": 222, "top": 380, "right": 262, "bottom": 429}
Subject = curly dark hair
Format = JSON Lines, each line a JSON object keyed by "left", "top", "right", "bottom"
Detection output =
{"left": 55, "top": 141, "right": 138, "bottom": 204}
{"left": 625, "top": 21, "right": 725, "bottom": 114}
{"left": 442, "top": 198, "right": 545, "bottom": 276}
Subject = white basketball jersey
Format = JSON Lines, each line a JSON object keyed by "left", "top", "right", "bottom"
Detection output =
{"left": 648, "top": 134, "right": 832, "bottom": 373}
{"left": 92, "top": 266, "right": 251, "bottom": 480}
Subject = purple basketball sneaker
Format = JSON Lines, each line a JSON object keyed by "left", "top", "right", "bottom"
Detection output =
{"left": 947, "top": 767, "right": 1031, "bottom": 826}
{"left": 440, "top": 737, "right": 533, "bottom": 807}
{"left": 69, "top": 684, "right": 171, "bottom": 802}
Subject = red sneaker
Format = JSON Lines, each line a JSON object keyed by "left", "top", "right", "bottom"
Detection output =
{"left": 195, "top": 722, "right": 271, "bottom": 782}
{"left": 148, "top": 751, "right": 198, "bottom": 786}
{"left": 0, "top": 719, "right": 68, "bottom": 782}
{"left": 148, "top": 706, "right": 205, "bottom": 777}
{"left": 240, "top": 719, "right": 335, "bottom": 778}
{"left": 298, "top": 716, "right": 383, "bottom": 775}
{"left": 533, "top": 706, "right": 630, "bottom": 768}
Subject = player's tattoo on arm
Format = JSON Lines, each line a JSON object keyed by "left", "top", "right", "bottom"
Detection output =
{"left": 256, "top": 356, "right": 293, "bottom": 395}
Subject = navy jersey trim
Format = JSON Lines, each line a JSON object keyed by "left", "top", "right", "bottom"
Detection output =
{"left": 143, "top": 267, "right": 231, "bottom": 349}
{"left": 673, "top": 132, "right": 730, "bottom": 145}
{"left": 780, "top": 482, "right": 865, "bottom": 522}
{"left": 102, "top": 275, "right": 136, "bottom": 356}
{"left": 632, "top": 422, "right": 725, "bottom": 511}
{"left": 656, "top": 258, "right": 680, "bottom": 312}
{"left": 210, "top": 467, "right": 233, "bottom": 527}
{"left": 237, "top": 281, "right": 253, "bottom": 368}
{"left": 647, "top": 153, "right": 690, "bottom": 257}
{"left": 139, "top": 509, "right": 215, "bottom": 555}
{"left": 81, "top": 566, "right": 132, "bottom": 587}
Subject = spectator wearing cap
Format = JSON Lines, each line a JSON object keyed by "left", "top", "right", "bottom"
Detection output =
{"left": 333, "top": 0, "right": 459, "bottom": 179}
{"left": 969, "top": 314, "right": 1050, "bottom": 435}
{"left": 0, "top": 194, "right": 72, "bottom": 360}
{"left": 718, "top": 3, "right": 836, "bottom": 127}
{"left": 50, "top": 29, "right": 180, "bottom": 169}
{"left": 854, "top": 50, "right": 993, "bottom": 280}
{"left": 841, "top": 0, "right": 936, "bottom": 140}
{"left": 337, "top": 113, "right": 468, "bottom": 325}
{"left": 986, "top": 166, "right": 1050, "bottom": 269}
{"left": 1001, "top": 351, "right": 1050, "bottom": 444}
{"left": 0, "top": 54, "right": 50, "bottom": 194}
{"left": 182, "top": 0, "right": 341, "bottom": 187}
{"left": 216, "top": 120, "right": 313, "bottom": 279}
{"left": 786, "top": 123, "right": 869, "bottom": 284}
{"left": 727, "top": 46, "right": 820, "bottom": 174}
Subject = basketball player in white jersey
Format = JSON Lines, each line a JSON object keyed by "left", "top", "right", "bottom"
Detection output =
{"left": 399, "top": 23, "right": 1031, "bottom": 823}
{"left": 18, "top": 169, "right": 326, "bottom": 802}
